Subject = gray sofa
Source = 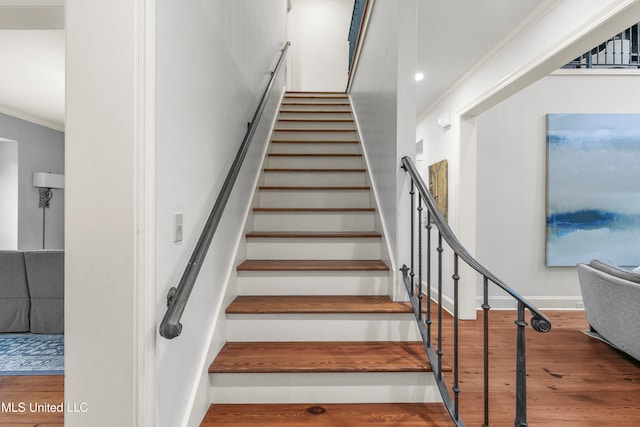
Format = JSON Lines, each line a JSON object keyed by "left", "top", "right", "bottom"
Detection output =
{"left": 577, "top": 259, "right": 640, "bottom": 361}
{"left": 0, "top": 250, "right": 64, "bottom": 334}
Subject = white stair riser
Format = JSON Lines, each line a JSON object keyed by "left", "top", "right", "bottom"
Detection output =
{"left": 253, "top": 211, "right": 375, "bottom": 232}
{"left": 279, "top": 111, "right": 353, "bottom": 120}
{"left": 263, "top": 171, "right": 366, "bottom": 186}
{"left": 276, "top": 120, "right": 355, "bottom": 130}
{"left": 237, "top": 271, "right": 389, "bottom": 295}
{"left": 210, "top": 372, "right": 441, "bottom": 404}
{"left": 280, "top": 104, "right": 351, "bottom": 112}
{"left": 283, "top": 97, "right": 348, "bottom": 104}
{"left": 273, "top": 130, "right": 358, "bottom": 141}
{"left": 258, "top": 189, "right": 371, "bottom": 208}
{"left": 226, "top": 314, "right": 420, "bottom": 342}
{"left": 246, "top": 238, "right": 381, "bottom": 260}
{"left": 266, "top": 155, "right": 363, "bottom": 169}
{"left": 269, "top": 142, "right": 360, "bottom": 154}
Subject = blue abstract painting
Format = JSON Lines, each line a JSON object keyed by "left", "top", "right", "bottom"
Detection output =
{"left": 546, "top": 114, "right": 640, "bottom": 267}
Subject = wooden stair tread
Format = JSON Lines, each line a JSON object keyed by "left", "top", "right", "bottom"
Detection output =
{"left": 259, "top": 185, "right": 370, "bottom": 190}
{"left": 237, "top": 259, "right": 389, "bottom": 271}
{"left": 263, "top": 168, "right": 365, "bottom": 172}
{"left": 226, "top": 295, "right": 411, "bottom": 314}
{"left": 280, "top": 109, "right": 352, "bottom": 113}
{"left": 209, "top": 341, "right": 434, "bottom": 373}
{"left": 253, "top": 207, "right": 375, "bottom": 212}
{"left": 246, "top": 231, "right": 381, "bottom": 238}
{"left": 271, "top": 139, "right": 359, "bottom": 143}
{"left": 201, "top": 403, "right": 454, "bottom": 426}
{"left": 283, "top": 95, "right": 347, "bottom": 98}
{"left": 285, "top": 93, "right": 347, "bottom": 97}
{"left": 275, "top": 128, "right": 357, "bottom": 132}
{"left": 278, "top": 118, "right": 354, "bottom": 122}
{"left": 282, "top": 102, "right": 350, "bottom": 106}
{"left": 268, "top": 153, "right": 362, "bottom": 158}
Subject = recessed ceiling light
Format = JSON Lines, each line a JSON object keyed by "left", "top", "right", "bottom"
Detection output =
{"left": 414, "top": 72, "right": 424, "bottom": 82}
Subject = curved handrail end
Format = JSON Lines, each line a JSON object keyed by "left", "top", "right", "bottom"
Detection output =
{"left": 160, "top": 321, "right": 183, "bottom": 340}
{"left": 530, "top": 313, "right": 552, "bottom": 333}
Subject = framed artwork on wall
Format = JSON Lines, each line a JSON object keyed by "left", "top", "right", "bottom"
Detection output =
{"left": 428, "top": 159, "right": 448, "bottom": 222}
{"left": 546, "top": 113, "right": 640, "bottom": 267}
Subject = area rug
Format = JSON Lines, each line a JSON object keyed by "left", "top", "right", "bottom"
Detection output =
{"left": 0, "top": 334, "right": 64, "bottom": 376}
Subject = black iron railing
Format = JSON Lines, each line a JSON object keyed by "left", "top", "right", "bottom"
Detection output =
{"left": 564, "top": 22, "right": 640, "bottom": 68}
{"left": 348, "top": 0, "right": 369, "bottom": 73}
{"left": 159, "top": 42, "right": 290, "bottom": 339}
{"left": 400, "top": 156, "right": 551, "bottom": 427}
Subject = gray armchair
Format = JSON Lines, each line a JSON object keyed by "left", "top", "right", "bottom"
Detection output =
{"left": 577, "top": 259, "right": 640, "bottom": 361}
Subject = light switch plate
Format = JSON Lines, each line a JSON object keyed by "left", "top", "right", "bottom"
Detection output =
{"left": 173, "top": 212, "right": 183, "bottom": 243}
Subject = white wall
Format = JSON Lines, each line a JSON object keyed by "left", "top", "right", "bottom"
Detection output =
{"left": 415, "top": 0, "right": 640, "bottom": 317}
{"left": 155, "top": 1, "right": 287, "bottom": 426}
{"left": 349, "top": 0, "right": 416, "bottom": 300}
{"left": 287, "top": 0, "right": 352, "bottom": 91}
{"left": 0, "top": 139, "right": 18, "bottom": 249}
{"left": 65, "top": 0, "right": 147, "bottom": 425}
{"left": 476, "top": 71, "right": 640, "bottom": 309}
{"left": 66, "top": 1, "right": 285, "bottom": 425}
{"left": 0, "top": 113, "right": 64, "bottom": 250}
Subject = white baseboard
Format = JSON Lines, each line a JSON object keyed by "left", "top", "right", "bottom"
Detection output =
{"left": 477, "top": 296, "right": 585, "bottom": 311}
{"left": 422, "top": 282, "right": 584, "bottom": 313}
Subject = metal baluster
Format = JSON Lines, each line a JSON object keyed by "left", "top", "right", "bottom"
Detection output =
{"left": 452, "top": 254, "right": 460, "bottom": 421}
{"left": 637, "top": 23, "right": 640, "bottom": 67}
{"left": 515, "top": 301, "right": 528, "bottom": 427}
{"left": 482, "top": 276, "right": 490, "bottom": 427}
{"left": 417, "top": 196, "right": 423, "bottom": 319}
{"left": 426, "top": 211, "right": 432, "bottom": 342}
{"left": 410, "top": 180, "right": 415, "bottom": 296}
{"left": 437, "top": 232, "right": 444, "bottom": 381}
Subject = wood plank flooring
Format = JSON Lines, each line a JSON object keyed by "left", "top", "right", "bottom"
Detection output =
{"left": 1, "top": 311, "right": 638, "bottom": 426}
{"left": 0, "top": 375, "right": 64, "bottom": 426}
{"left": 433, "top": 309, "right": 640, "bottom": 427}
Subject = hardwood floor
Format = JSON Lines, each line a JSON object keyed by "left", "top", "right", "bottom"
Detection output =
{"left": 0, "top": 375, "right": 64, "bottom": 426}
{"left": 433, "top": 309, "right": 640, "bottom": 426}
{"left": 1, "top": 311, "right": 638, "bottom": 426}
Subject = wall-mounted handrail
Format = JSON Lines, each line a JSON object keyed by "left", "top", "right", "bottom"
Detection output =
{"left": 348, "top": 0, "right": 368, "bottom": 72}
{"left": 159, "top": 42, "right": 290, "bottom": 340}
{"left": 400, "top": 156, "right": 551, "bottom": 427}
{"left": 346, "top": 0, "right": 373, "bottom": 92}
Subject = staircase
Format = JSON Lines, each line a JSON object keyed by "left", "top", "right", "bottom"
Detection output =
{"left": 200, "top": 92, "right": 453, "bottom": 426}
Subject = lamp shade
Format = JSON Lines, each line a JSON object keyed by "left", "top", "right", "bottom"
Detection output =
{"left": 33, "top": 172, "right": 64, "bottom": 189}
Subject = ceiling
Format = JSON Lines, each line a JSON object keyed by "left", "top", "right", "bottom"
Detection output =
{"left": 0, "top": 1, "right": 64, "bottom": 131}
{"left": 0, "top": 0, "right": 557, "bottom": 132}
{"left": 415, "top": 0, "right": 557, "bottom": 115}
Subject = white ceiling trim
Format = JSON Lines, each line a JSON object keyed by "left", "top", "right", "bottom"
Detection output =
{"left": 460, "top": 0, "right": 640, "bottom": 118}
{"left": 0, "top": 103, "right": 64, "bottom": 132}
{"left": 417, "top": 0, "right": 561, "bottom": 121}
{"left": 0, "top": 0, "right": 63, "bottom": 5}
{"left": 0, "top": 5, "right": 64, "bottom": 29}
